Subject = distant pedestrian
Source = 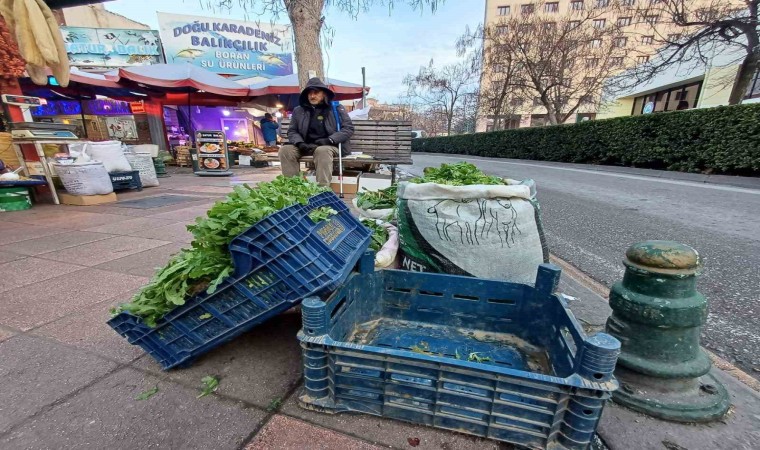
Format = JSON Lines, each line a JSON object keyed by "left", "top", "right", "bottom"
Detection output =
{"left": 260, "top": 113, "right": 279, "bottom": 147}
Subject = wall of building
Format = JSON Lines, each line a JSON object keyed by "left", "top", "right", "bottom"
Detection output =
{"left": 698, "top": 64, "right": 740, "bottom": 108}
{"left": 61, "top": 5, "right": 150, "bottom": 29}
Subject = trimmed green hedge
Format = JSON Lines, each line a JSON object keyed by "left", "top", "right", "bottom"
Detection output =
{"left": 412, "top": 104, "right": 760, "bottom": 176}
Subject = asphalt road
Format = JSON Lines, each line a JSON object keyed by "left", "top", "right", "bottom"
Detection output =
{"left": 406, "top": 154, "right": 760, "bottom": 379}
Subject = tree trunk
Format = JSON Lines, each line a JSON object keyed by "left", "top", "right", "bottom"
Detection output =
{"left": 286, "top": 0, "right": 326, "bottom": 88}
{"left": 728, "top": 52, "right": 760, "bottom": 105}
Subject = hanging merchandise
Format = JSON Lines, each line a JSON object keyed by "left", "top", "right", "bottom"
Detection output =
{"left": 0, "top": 15, "right": 25, "bottom": 80}
{"left": 0, "top": 0, "right": 70, "bottom": 86}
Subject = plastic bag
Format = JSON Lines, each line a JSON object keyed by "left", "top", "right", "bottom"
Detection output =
{"left": 84, "top": 141, "right": 132, "bottom": 173}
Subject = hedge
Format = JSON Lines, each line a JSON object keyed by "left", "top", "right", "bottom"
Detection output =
{"left": 411, "top": 104, "right": 760, "bottom": 176}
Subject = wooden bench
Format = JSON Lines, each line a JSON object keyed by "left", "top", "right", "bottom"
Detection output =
{"left": 271, "top": 119, "right": 413, "bottom": 180}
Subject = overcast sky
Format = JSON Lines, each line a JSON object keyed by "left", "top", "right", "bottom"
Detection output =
{"left": 105, "top": 0, "right": 485, "bottom": 102}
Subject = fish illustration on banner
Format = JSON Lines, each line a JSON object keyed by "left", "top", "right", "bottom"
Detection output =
{"left": 61, "top": 27, "right": 164, "bottom": 67}
{"left": 156, "top": 12, "right": 294, "bottom": 78}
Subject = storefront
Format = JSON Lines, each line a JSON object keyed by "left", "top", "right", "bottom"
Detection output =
{"left": 30, "top": 98, "right": 153, "bottom": 144}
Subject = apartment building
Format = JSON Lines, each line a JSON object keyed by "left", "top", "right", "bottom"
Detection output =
{"left": 478, "top": 0, "right": 687, "bottom": 131}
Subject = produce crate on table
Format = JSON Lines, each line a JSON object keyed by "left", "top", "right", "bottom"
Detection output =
{"left": 298, "top": 255, "right": 620, "bottom": 450}
{"left": 108, "top": 191, "right": 371, "bottom": 370}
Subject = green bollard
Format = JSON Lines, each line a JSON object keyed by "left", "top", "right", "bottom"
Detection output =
{"left": 605, "top": 241, "right": 730, "bottom": 422}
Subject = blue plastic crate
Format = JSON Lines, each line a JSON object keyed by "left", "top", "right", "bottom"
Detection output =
{"left": 108, "top": 191, "right": 371, "bottom": 370}
{"left": 298, "top": 254, "right": 620, "bottom": 450}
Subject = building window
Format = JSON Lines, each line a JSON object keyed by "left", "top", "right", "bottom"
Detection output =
{"left": 645, "top": 15, "right": 659, "bottom": 25}
{"left": 611, "top": 56, "right": 624, "bottom": 66}
{"left": 595, "top": 0, "right": 610, "bottom": 7}
{"left": 519, "top": 23, "right": 535, "bottom": 32}
{"left": 637, "top": 55, "right": 650, "bottom": 64}
{"left": 580, "top": 95, "right": 594, "bottom": 104}
{"left": 586, "top": 58, "right": 600, "bottom": 67}
{"left": 667, "top": 33, "right": 681, "bottom": 42}
{"left": 642, "top": 35, "right": 654, "bottom": 44}
{"left": 533, "top": 97, "right": 543, "bottom": 106}
{"left": 593, "top": 18, "right": 606, "bottom": 28}
{"left": 590, "top": 39, "right": 602, "bottom": 48}
{"left": 568, "top": 20, "right": 582, "bottom": 29}
{"left": 545, "top": 2, "right": 559, "bottom": 12}
{"left": 491, "top": 81, "right": 503, "bottom": 91}
{"left": 745, "top": 68, "right": 760, "bottom": 99}
{"left": 622, "top": 0, "right": 636, "bottom": 5}
{"left": 493, "top": 64, "right": 505, "bottom": 73}
{"left": 583, "top": 77, "right": 595, "bottom": 86}
{"left": 498, "top": 5, "right": 510, "bottom": 15}
{"left": 613, "top": 37, "right": 628, "bottom": 48}
{"left": 617, "top": 17, "right": 632, "bottom": 26}
{"left": 510, "top": 97, "right": 524, "bottom": 106}
{"left": 570, "top": 1, "right": 584, "bottom": 11}
{"left": 649, "top": 0, "right": 662, "bottom": 4}
{"left": 521, "top": 3, "right": 535, "bottom": 14}
{"left": 496, "top": 24, "right": 509, "bottom": 35}
{"left": 632, "top": 81, "right": 702, "bottom": 115}
{"left": 544, "top": 21, "right": 557, "bottom": 30}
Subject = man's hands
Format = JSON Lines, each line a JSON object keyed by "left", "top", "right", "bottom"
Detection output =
{"left": 314, "top": 138, "right": 334, "bottom": 146}
{"left": 296, "top": 142, "right": 317, "bottom": 152}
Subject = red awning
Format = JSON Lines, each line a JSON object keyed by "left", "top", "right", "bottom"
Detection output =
{"left": 116, "top": 63, "right": 250, "bottom": 97}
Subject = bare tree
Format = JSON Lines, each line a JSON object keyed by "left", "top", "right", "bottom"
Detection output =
{"left": 403, "top": 56, "right": 479, "bottom": 135}
{"left": 629, "top": 0, "right": 758, "bottom": 104}
{"left": 461, "top": 1, "right": 631, "bottom": 126}
{"left": 208, "top": 0, "right": 443, "bottom": 87}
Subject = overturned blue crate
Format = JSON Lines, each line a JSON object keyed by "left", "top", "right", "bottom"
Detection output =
{"left": 298, "top": 254, "right": 620, "bottom": 450}
{"left": 108, "top": 191, "right": 371, "bottom": 370}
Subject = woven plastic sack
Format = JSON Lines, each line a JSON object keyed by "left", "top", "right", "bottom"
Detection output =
{"left": 126, "top": 153, "right": 159, "bottom": 187}
{"left": 54, "top": 162, "right": 114, "bottom": 195}
{"left": 397, "top": 181, "right": 548, "bottom": 285}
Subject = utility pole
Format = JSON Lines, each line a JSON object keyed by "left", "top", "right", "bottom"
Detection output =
{"left": 361, "top": 67, "right": 366, "bottom": 108}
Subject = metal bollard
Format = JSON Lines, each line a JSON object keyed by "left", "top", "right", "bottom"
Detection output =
{"left": 605, "top": 241, "right": 729, "bottom": 422}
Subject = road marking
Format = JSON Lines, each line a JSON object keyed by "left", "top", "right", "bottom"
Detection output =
{"left": 417, "top": 155, "right": 760, "bottom": 195}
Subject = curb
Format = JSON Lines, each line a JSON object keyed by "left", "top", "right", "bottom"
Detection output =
{"left": 550, "top": 253, "right": 760, "bottom": 393}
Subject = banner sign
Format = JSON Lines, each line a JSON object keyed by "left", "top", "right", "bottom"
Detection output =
{"left": 61, "top": 27, "right": 164, "bottom": 67}
{"left": 156, "top": 12, "right": 294, "bottom": 78}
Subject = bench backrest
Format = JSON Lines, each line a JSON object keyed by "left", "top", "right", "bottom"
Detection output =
{"left": 279, "top": 119, "right": 413, "bottom": 164}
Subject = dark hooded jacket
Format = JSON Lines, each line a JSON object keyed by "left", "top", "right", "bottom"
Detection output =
{"left": 287, "top": 77, "right": 354, "bottom": 156}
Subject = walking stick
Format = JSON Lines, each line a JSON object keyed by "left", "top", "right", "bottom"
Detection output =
{"left": 330, "top": 100, "right": 344, "bottom": 198}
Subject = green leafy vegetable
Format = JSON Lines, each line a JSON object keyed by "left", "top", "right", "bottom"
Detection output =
{"left": 308, "top": 206, "right": 337, "bottom": 223}
{"left": 411, "top": 162, "right": 506, "bottom": 186}
{"left": 356, "top": 185, "right": 397, "bottom": 210}
{"left": 113, "top": 176, "right": 328, "bottom": 327}
{"left": 361, "top": 219, "right": 389, "bottom": 252}
{"left": 197, "top": 375, "right": 219, "bottom": 398}
{"left": 135, "top": 386, "right": 159, "bottom": 400}
{"left": 267, "top": 398, "right": 283, "bottom": 412}
{"left": 467, "top": 352, "right": 491, "bottom": 363}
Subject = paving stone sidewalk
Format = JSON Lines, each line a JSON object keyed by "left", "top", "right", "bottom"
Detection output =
{"left": 0, "top": 166, "right": 757, "bottom": 450}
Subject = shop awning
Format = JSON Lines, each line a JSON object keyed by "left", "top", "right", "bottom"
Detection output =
{"left": 115, "top": 63, "right": 251, "bottom": 97}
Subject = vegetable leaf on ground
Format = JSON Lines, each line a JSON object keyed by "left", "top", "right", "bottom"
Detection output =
{"left": 197, "top": 375, "right": 219, "bottom": 398}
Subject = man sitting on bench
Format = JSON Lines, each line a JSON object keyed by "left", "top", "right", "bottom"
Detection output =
{"left": 279, "top": 77, "right": 354, "bottom": 186}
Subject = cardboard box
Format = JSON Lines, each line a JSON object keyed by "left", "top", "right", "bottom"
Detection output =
{"left": 59, "top": 192, "right": 117, "bottom": 206}
{"left": 306, "top": 170, "right": 361, "bottom": 195}
{"left": 358, "top": 173, "right": 392, "bottom": 192}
